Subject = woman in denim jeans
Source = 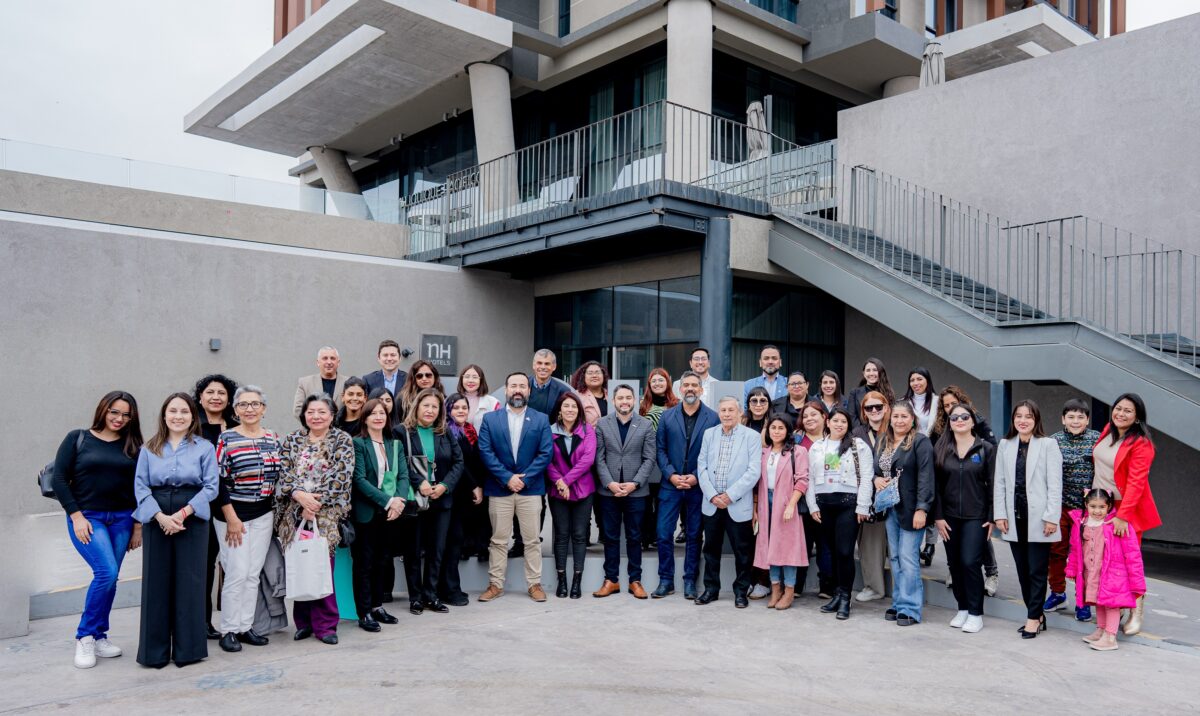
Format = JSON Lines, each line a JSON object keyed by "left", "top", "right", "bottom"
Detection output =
{"left": 876, "top": 400, "right": 935, "bottom": 626}
{"left": 52, "top": 391, "right": 144, "bottom": 669}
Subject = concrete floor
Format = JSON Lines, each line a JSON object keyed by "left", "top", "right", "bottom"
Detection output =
{"left": 3, "top": 590, "right": 1196, "bottom": 714}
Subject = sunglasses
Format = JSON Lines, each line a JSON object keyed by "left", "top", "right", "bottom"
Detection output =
{"left": 415, "top": 372, "right": 435, "bottom": 379}
{"left": 949, "top": 413, "right": 973, "bottom": 423}
{"left": 748, "top": 398, "right": 769, "bottom": 404}
{"left": 863, "top": 404, "right": 885, "bottom": 413}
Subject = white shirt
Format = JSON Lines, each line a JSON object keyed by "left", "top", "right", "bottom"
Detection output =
{"left": 766, "top": 450, "right": 782, "bottom": 492}
{"left": 507, "top": 406, "right": 525, "bottom": 461}
{"left": 673, "top": 373, "right": 722, "bottom": 409}
{"left": 911, "top": 392, "right": 934, "bottom": 436}
{"left": 372, "top": 441, "right": 389, "bottom": 488}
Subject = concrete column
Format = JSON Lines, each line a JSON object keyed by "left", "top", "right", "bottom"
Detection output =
{"left": 700, "top": 217, "right": 733, "bottom": 380}
{"left": 467, "top": 61, "right": 517, "bottom": 213}
{"left": 307, "top": 145, "right": 372, "bottom": 220}
{"left": 0, "top": 518, "right": 30, "bottom": 637}
{"left": 989, "top": 380, "right": 1012, "bottom": 438}
{"left": 882, "top": 75, "right": 920, "bottom": 97}
{"left": 665, "top": 0, "right": 712, "bottom": 183}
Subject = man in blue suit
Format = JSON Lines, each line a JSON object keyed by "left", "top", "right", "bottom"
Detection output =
{"left": 653, "top": 371, "right": 720, "bottom": 600}
{"left": 477, "top": 372, "right": 555, "bottom": 603}
{"left": 695, "top": 397, "right": 763, "bottom": 608}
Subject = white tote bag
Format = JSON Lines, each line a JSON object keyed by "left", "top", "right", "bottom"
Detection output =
{"left": 284, "top": 520, "right": 333, "bottom": 602}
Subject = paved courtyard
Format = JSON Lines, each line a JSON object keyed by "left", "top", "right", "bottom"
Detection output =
{"left": 3, "top": 588, "right": 1195, "bottom": 714}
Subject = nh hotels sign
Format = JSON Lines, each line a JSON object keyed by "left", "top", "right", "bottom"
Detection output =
{"left": 421, "top": 334, "right": 458, "bottom": 374}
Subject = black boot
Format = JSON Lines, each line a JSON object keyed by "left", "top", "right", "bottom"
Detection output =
{"left": 570, "top": 572, "right": 583, "bottom": 599}
{"left": 836, "top": 590, "right": 851, "bottom": 620}
{"left": 920, "top": 543, "right": 935, "bottom": 567}
{"left": 820, "top": 592, "right": 842, "bottom": 613}
{"left": 556, "top": 571, "right": 568, "bottom": 598}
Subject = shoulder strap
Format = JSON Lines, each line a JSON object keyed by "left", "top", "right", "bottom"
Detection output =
{"left": 75, "top": 429, "right": 87, "bottom": 454}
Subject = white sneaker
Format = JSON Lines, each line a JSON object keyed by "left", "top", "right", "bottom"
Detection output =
{"left": 949, "top": 610, "right": 969, "bottom": 628}
{"left": 984, "top": 573, "right": 999, "bottom": 597}
{"left": 962, "top": 615, "right": 984, "bottom": 633}
{"left": 748, "top": 584, "right": 771, "bottom": 600}
{"left": 855, "top": 588, "right": 883, "bottom": 602}
{"left": 74, "top": 637, "right": 97, "bottom": 669}
{"left": 94, "top": 638, "right": 122, "bottom": 658}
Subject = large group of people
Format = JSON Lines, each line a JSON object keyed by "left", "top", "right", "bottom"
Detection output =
{"left": 51, "top": 342, "right": 1161, "bottom": 669}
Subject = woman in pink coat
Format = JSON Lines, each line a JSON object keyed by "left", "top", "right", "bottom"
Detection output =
{"left": 546, "top": 393, "right": 597, "bottom": 599}
{"left": 1066, "top": 488, "right": 1146, "bottom": 652}
{"left": 753, "top": 415, "right": 809, "bottom": 610}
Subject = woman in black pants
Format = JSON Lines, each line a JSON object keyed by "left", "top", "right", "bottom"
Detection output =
{"left": 806, "top": 408, "right": 874, "bottom": 619}
{"left": 133, "top": 393, "right": 219, "bottom": 668}
{"left": 193, "top": 374, "right": 238, "bottom": 640}
{"left": 439, "top": 393, "right": 484, "bottom": 606}
{"left": 933, "top": 404, "right": 996, "bottom": 634}
{"left": 399, "top": 389, "right": 464, "bottom": 614}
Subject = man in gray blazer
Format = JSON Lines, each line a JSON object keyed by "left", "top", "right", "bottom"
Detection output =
{"left": 292, "top": 346, "right": 347, "bottom": 421}
{"left": 695, "top": 396, "right": 763, "bottom": 608}
{"left": 593, "top": 384, "right": 657, "bottom": 599}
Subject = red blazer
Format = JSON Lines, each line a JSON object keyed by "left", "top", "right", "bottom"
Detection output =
{"left": 1095, "top": 426, "right": 1161, "bottom": 534}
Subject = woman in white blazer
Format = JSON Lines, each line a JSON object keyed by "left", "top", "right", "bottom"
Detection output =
{"left": 993, "top": 400, "right": 1063, "bottom": 640}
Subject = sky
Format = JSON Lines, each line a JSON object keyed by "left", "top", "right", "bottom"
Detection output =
{"left": 0, "top": 0, "right": 1198, "bottom": 185}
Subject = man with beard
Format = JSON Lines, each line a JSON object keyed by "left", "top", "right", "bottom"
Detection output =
{"left": 742, "top": 345, "right": 785, "bottom": 403}
{"left": 477, "top": 372, "right": 554, "bottom": 602}
{"left": 593, "top": 385, "right": 657, "bottom": 599}
{"left": 672, "top": 347, "right": 722, "bottom": 410}
{"left": 653, "top": 371, "right": 719, "bottom": 599}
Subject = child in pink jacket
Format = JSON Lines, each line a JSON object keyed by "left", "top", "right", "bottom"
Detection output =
{"left": 1066, "top": 487, "right": 1146, "bottom": 651}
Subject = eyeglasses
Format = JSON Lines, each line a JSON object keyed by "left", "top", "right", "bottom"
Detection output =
{"left": 948, "top": 414, "right": 973, "bottom": 423}
{"left": 787, "top": 381, "right": 807, "bottom": 388}
{"left": 863, "top": 404, "right": 885, "bottom": 413}
{"left": 106, "top": 409, "right": 132, "bottom": 420}
{"left": 415, "top": 372, "right": 435, "bottom": 379}
{"left": 235, "top": 401, "right": 264, "bottom": 410}
{"left": 748, "top": 398, "right": 769, "bottom": 404}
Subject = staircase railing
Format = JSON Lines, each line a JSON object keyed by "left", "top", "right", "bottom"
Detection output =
{"left": 770, "top": 163, "right": 1199, "bottom": 372}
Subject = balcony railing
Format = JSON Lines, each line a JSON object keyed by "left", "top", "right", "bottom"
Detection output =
{"left": 402, "top": 101, "right": 837, "bottom": 253}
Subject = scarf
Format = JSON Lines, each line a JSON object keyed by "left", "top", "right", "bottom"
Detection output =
{"left": 462, "top": 421, "right": 478, "bottom": 446}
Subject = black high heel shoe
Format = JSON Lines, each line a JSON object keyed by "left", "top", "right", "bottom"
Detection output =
{"left": 1019, "top": 615, "right": 1047, "bottom": 639}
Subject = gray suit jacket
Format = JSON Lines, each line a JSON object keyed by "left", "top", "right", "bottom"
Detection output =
{"left": 993, "top": 436, "right": 1063, "bottom": 543}
{"left": 293, "top": 373, "right": 346, "bottom": 420}
{"left": 595, "top": 412, "right": 656, "bottom": 498}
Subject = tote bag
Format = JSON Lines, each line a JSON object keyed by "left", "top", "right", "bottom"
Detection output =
{"left": 284, "top": 520, "right": 333, "bottom": 602}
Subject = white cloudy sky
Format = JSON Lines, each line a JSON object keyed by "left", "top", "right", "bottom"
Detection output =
{"left": 0, "top": 0, "right": 1198, "bottom": 184}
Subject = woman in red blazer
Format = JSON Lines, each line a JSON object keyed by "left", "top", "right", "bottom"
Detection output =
{"left": 1092, "top": 392, "right": 1160, "bottom": 636}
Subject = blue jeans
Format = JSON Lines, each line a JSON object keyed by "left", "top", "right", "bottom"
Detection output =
{"left": 66, "top": 510, "right": 134, "bottom": 639}
{"left": 656, "top": 486, "right": 702, "bottom": 583}
{"left": 885, "top": 510, "right": 924, "bottom": 621}
{"left": 769, "top": 565, "right": 797, "bottom": 587}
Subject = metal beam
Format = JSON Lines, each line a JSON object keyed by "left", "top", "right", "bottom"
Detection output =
{"left": 701, "top": 217, "right": 733, "bottom": 379}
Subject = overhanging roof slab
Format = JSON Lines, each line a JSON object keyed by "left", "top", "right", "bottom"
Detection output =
{"left": 939, "top": 4, "right": 1095, "bottom": 80}
{"left": 184, "top": 0, "right": 512, "bottom": 156}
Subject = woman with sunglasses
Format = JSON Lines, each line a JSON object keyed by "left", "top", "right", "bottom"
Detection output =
{"left": 398, "top": 360, "right": 443, "bottom": 418}
{"left": 851, "top": 391, "right": 890, "bottom": 603}
{"left": 743, "top": 387, "right": 773, "bottom": 434}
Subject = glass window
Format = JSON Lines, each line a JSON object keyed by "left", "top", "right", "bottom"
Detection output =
{"left": 733, "top": 284, "right": 788, "bottom": 341}
{"left": 659, "top": 276, "right": 700, "bottom": 343}
{"left": 557, "top": 0, "right": 570, "bottom": 36}
{"left": 614, "top": 282, "right": 658, "bottom": 344}
{"left": 574, "top": 288, "right": 613, "bottom": 347}
{"left": 925, "top": 0, "right": 937, "bottom": 37}
{"left": 536, "top": 293, "right": 573, "bottom": 350}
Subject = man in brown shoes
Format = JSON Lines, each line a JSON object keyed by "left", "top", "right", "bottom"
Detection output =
{"left": 593, "top": 385, "right": 657, "bottom": 599}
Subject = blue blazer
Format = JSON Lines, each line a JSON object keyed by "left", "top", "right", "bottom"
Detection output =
{"left": 477, "top": 408, "right": 554, "bottom": 497}
{"left": 655, "top": 403, "right": 720, "bottom": 490}
{"left": 697, "top": 424, "right": 762, "bottom": 522}
{"left": 363, "top": 369, "right": 406, "bottom": 397}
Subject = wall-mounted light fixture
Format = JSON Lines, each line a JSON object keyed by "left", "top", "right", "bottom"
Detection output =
{"left": 209, "top": 338, "right": 222, "bottom": 352}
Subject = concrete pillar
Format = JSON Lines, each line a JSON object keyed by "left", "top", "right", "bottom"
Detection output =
{"left": 0, "top": 518, "right": 30, "bottom": 637}
{"left": 897, "top": 0, "right": 926, "bottom": 35}
{"left": 665, "top": 0, "right": 712, "bottom": 183}
{"left": 467, "top": 61, "right": 517, "bottom": 213}
{"left": 307, "top": 145, "right": 372, "bottom": 220}
{"left": 989, "top": 380, "right": 1012, "bottom": 438}
{"left": 882, "top": 75, "right": 920, "bottom": 97}
{"left": 700, "top": 217, "right": 733, "bottom": 380}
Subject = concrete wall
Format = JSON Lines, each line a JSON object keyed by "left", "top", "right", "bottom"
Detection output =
{"left": 836, "top": 13, "right": 1200, "bottom": 252}
{"left": 846, "top": 308, "right": 1200, "bottom": 546}
{"left": 0, "top": 212, "right": 533, "bottom": 637}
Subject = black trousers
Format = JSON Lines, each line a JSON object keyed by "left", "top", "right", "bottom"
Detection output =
{"left": 400, "top": 508, "right": 451, "bottom": 604}
{"left": 204, "top": 519, "right": 219, "bottom": 626}
{"left": 797, "top": 511, "right": 831, "bottom": 594}
{"left": 1009, "top": 516, "right": 1051, "bottom": 620}
{"left": 137, "top": 487, "right": 207, "bottom": 667}
{"left": 350, "top": 512, "right": 393, "bottom": 617}
{"left": 816, "top": 493, "right": 860, "bottom": 595}
{"left": 470, "top": 496, "right": 493, "bottom": 555}
{"left": 944, "top": 517, "right": 988, "bottom": 615}
{"left": 599, "top": 495, "right": 645, "bottom": 582}
{"left": 641, "top": 483, "right": 660, "bottom": 548}
{"left": 438, "top": 494, "right": 471, "bottom": 600}
{"left": 549, "top": 494, "right": 593, "bottom": 574}
{"left": 701, "top": 511, "right": 754, "bottom": 596}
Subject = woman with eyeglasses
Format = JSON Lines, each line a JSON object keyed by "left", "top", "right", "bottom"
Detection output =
{"left": 571, "top": 360, "right": 611, "bottom": 426}
{"left": 744, "top": 386, "right": 773, "bottom": 434}
{"left": 457, "top": 364, "right": 501, "bottom": 430}
{"left": 846, "top": 358, "right": 895, "bottom": 430}
{"left": 213, "top": 386, "right": 282, "bottom": 653}
{"left": 770, "top": 372, "right": 811, "bottom": 425}
{"left": 851, "top": 391, "right": 891, "bottom": 604}
{"left": 398, "top": 360, "right": 443, "bottom": 418}
{"left": 55, "top": 391, "right": 144, "bottom": 669}
{"left": 933, "top": 403, "right": 995, "bottom": 633}
{"left": 639, "top": 368, "right": 676, "bottom": 550}
{"left": 193, "top": 374, "right": 238, "bottom": 640}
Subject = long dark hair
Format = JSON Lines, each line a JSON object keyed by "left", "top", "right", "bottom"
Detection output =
{"left": 457, "top": 364, "right": 490, "bottom": 396}
{"left": 550, "top": 392, "right": 585, "bottom": 432}
{"left": 367, "top": 387, "right": 401, "bottom": 433}
{"left": 358, "top": 398, "right": 391, "bottom": 439}
{"left": 827, "top": 407, "right": 856, "bottom": 457}
{"left": 744, "top": 386, "right": 772, "bottom": 421}
{"left": 931, "top": 385, "right": 976, "bottom": 440}
{"left": 762, "top": 414, "right": 794, "bottom": 452}
{"left": 1106, "top": 392, "right": 1152, "bottom": 446}
{"left": 1004, "top": 399, "right": 1046, "bottom": 440}
{"left": 903, "top": 367, "right": 935, "bottom": 416}
{"left": 858, "top": 357, "right": 895, "bottom": 403}
{"left": 145, "top": 392, "right": 202, "bottom": 457}
{"left": 1080, "top": 487, "right": 1116, "bottom": 542}
{"left": 335, "top": 376, "right": 369, "bottom": 425}
{"left": 934, "top": 404, "right": 979, "bottom": 471}
{"left": 818, "top": 370, "right": 843, "bottom": 404}
{"left": 193, "top": 374, "right": 238, "bottom": 426}
{"left": 445, "top": 392, "right": 470, "bottom": 440}
{"left": 88, "top": 390, "right": 143, "bottom": 458}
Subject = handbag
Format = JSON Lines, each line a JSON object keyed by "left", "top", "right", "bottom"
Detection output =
{"left": 38, "top": 429, "right": 86, "bottom": 500}
{"left": 337, "top": 519, "right": 356, "bottom": 547}
{"left": 872, "top": 466, "right": 902, "bottom": 516}
{"left": 402, "top": 430, "right": 432, "bottom": 513}
{"left": 284, "top": 520, "right": 333, "bottom": 602}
